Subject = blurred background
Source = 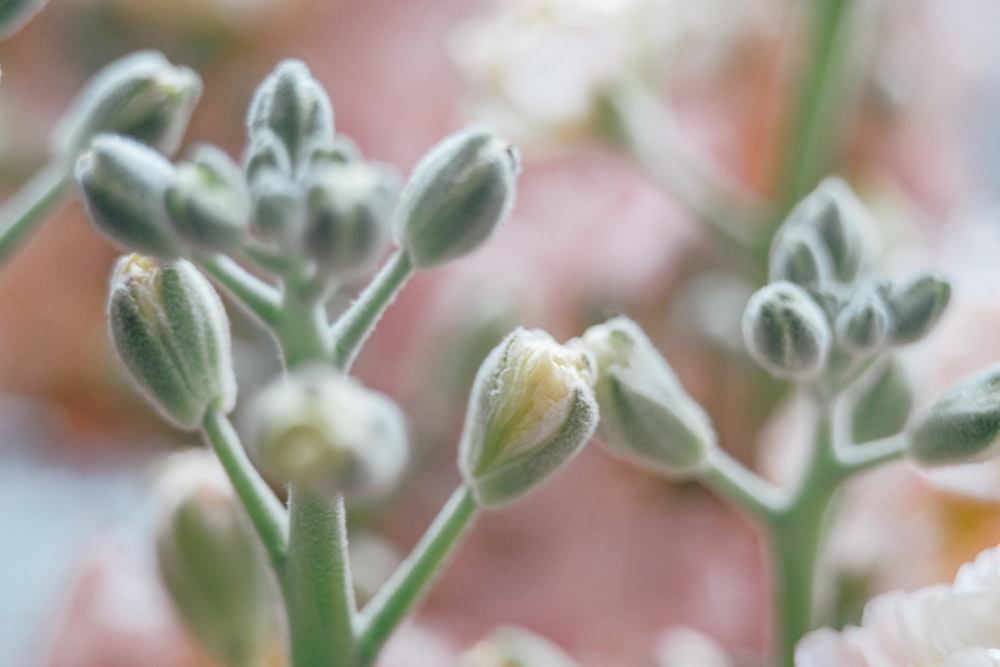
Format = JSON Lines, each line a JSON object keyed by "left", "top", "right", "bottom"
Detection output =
{"left": 4, "top": 0, "right": 1000, "bottom": 665}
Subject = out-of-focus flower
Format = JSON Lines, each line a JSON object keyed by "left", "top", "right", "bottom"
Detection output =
{"left": 796, "top": 541, "right": 1000, "bottom": 667}
{"left": 459, "top": 625, "right": 579, "bottom": 667}
{"left": 654, "top": 626, "right": 733, "bottom": 667}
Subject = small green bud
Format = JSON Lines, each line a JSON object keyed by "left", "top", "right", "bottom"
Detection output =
{"left": 107, "top": 254, "right": 236, "bottom": 430}
{"left": 907, "top": 365, "right": 1000, "bottom": 465}
{"left": 76, "top": 134, "right": 182, "bottom": 259}
{"left": 165, "top": 144, "right": 250, "bottom": 252}
{"left": 0, "top": 0, "right": 47, "bottom": 40}
{"left": 834, "top": 282, "right": 893, "bottom": 354}
{"left": 768, "top": 227, "right": 833, "bottom": 288}
{"left": 302, "top": 161, "right": 397, "bottom": 278}
{"left": 54, "top": 51, "right": 202, "bottom": 158}
{"left": 458, "top": 328, "right": 598, "bottom": 508}
{"left": 154, "top": 450, "right": 276, "bottom": 666}
{"left": 851, "top": 359, "right": 913, "bottom": 443}
{"left": 244, "top": 127, "right": 294, "bottom": 183}
{"left": 244, "top": 365, "right": 408, "bottom": 497}
{"left": 247, "top": 59, "right": 334, "bottom": 171}
{"left": 575, "top": 316, "right": 715, "bottom": 479}
{"left": 250, "top": 169, "right": 302, "bottom": 245}
{"left": 393, "top": 126, "right": 520, "bottom": 268}
{"left": 742, "top": 281, "right": 832, "bottom": 381}
{"left": 460, "top": 626, "right": 580, "bottom": 667}
{"left": 887, "top": 273, "right": 951, "bottom": 344}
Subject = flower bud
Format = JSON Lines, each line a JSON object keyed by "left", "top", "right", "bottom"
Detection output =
{"left": 0, "top": 0, "right": 47, "bottom": 40}
{"left": 76, "top": 134, "right": 182, "bottom": 259}
{"left": 458, "top": 328, "right": 598, "bottom": 508}
{"left": 575, "top": 316, "right": 715, "bottom": 479}
{"left": 460, "top": 626, "right": 580, "bottom": 667}
{"left": 154, "top": 449, "right": 277, "bottom": 666}
{"left": 887, "top": 273, "right": 951, "bottom": 345}
{"left": 768, "top": 227, "right": 832, "bottom": 288}
{"left": 246, "top": 59, "right": 334, "bottom": 171}
{"left": 907, "top": 366, "right": 1000, "bottom": 465}
{"left": 742, "top": 281, "right": 832, "bottom": 381}
{"left": 244, "top": 127, "right": 293, "bottom": 184}
{"left": 250, "top": 169, "right": 302, "bottom": 245}
{"left": 244, "top": 365, "right": 408, "bottom": 497}
{"left": 393, "top": 126, "right": 520, "bottom": 269}
{"left": 107, "top": 254, "right": 236, "bottom": 430}
{"left": 834, "top": 282, "right": 893, "bottom": 355}
{"left": 165, "top": 144, "right": 250, "bottom": 252}
{"left": 302, "top": 161, "right": 397, "bottom": 278}
{"left": 850, "top": 359, "right": 913, "bottom": 443}
{"left": 54, "top": 51, "right": 202, "bottom": 158}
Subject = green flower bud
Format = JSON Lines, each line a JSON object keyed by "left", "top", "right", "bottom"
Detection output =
{"left": 907, "top": 365, "right": 1000, "bottom": 465}
{"left": 393, "top": 126, "right": 520, "bottom": 269}
{"left": 247, "top": 59, "right": 334, "bottom": 171}
{"left": 834, "top": 282, "right": 893, "bottom": 354}
{"left": 0, "top": 0, "right": 47, "bottom": 40}
{"left": 887, "top": 273, "right": 951, "bottom": 345}
{"left": 575, "top": 316, "right": 715, "bottom": 479}
{"left": 54, "top": 51, "right": 202, "bottom": 158}
{"left": 742, "top": 281, "right": 832, "bottom": 381}
{"left": 250, "top": 170, "right": 302, "bottom": 245}
{"left": 768, "top": 227, "right": 833, "bottom": 288}
{"left": 154, "top": 449, "right": 276, "bottom": 666}
{"left": 302, "top": 161, "right": 397, "bottom": 278}
{"left": 107, "top": 254, "right": 236, "bottom": 430}
{"left": 460, "top": 626, "right": 580, "bottom": 667}
{"left": 165, "top": 144, "right": 250, "bottom": 252}
{"left": 458, "top": 328, "right": 598, "bottom": 508}
{"left": 76, "top": 134, "right": 182, "bottom": 259}
{"left": 244, "top": 127, "right": 293, "bottom": 184}
{"left": 851, "top": 359, "right": 913, "bottom": 443}
{"left": 244, "top": 365, "right": 408, "bottom": 497}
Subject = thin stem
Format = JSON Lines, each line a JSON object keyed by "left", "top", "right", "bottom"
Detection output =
{"left": 196, "top": 254, "right": 282, "bottom": 327}
{"left": 839, "top": 432, "right": 907, "bottom": 472}
{"left": 281, "top": 487, "right": 358, "bottom": 667}
{"left": 330, "top": 250, "right": 413, "bottom": 372}
{"left": 274, "top": 296, "right": 332, "bottom": 369}
{"left": 0, "top": 163, "right": 73, "bottom": 267}
{"left": 201, "top": 407, "right": 289, "bottom": 568}
{"left": 356, "top": 485, "right": 479, "bottom": 667}
{"left": 700, "top": 447, "right": 787, "bottom": 524}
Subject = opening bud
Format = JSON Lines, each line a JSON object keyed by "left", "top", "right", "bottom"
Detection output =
{"left": 243, "top": 365, "right": 408, "bottom": 497}
{"left": 887, "top": 273, "right": 951, "bottom": 345}
{"left": 54, "top": 51, "right": 202, "bottom": 158}
{"left": 165, "top": 144, "right": 251, "bottom": 253}
{"left": 459, "top": 626, "right": 580, "bottom": 667}
{"left": 107, "top": 254, "right": 236, "bottom": 430}
{"left": 458, "top": 328, "right": 598, "bottom": 509}
{"left": 834, "top": 281, "right": 893, "bottom": 355}
{"left": 742, "top": 281, "right": 832, "bottom": 381}
{"left": 247, "top": 59, "right": 334, "bottom": 172}
{"left": 154, "top": 449, "right": 277, "bottom": 666}
{"left": 907, "top": 365, "right": 1000, "bottom": 465}
{"left": 393, "top": 126, "right": 520, "bottom": 269}
{"left": 574, "top": 317, "right": 716, "bottom": 479}
{"left": 76, "top": 134, "right": 182, "bottom": 259}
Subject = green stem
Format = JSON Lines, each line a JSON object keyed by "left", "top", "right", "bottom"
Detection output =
{"left": 356, "top": 485, "right": 478, "bottom": 667}
{"left": 196, "top": 254, "right": 282, "bottom": 328}
{"left": 700, "top": 447, "right": 786, "bottom": 523}
{"left": 839, "top": 432, "right": 906, "bottom": 472}
{"left": 201, "top": 407, "right": 289, "bottom": 568}
{"left": 330, "top": 250, "right": 413, "bottom": 372}
{"left": 281, "top": 487, "right": 358, "bottom": 667}
{"left": 0, "top": 163, "right": 73, "bottom": 267}
{"left": 275, "top": 296, "right": 332, "bottom": 369}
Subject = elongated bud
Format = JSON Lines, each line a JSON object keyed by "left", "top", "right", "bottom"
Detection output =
{"left": 574, "top": 317, "right": 715, "bottom": 479}
{"left": 460, "top": 626, "right": 580, "bottom": 667}
{"left": 247, "top": 59, "right": 334, "bottom": 171}
{"left": 154, "top": 450, "right": 276, "bottom": 666}
{"left": 851, "top": 359, "right": 913, "bottom": 443}
{"left": 742, "top": 281, "right": 832, "bottom": 381}
{"left": 76, "top": 134, "right": 182, "bottom": 259}
{"left": 394, "top": 126, "right": 520, "bottom": 268}
{"left": 165, "top": 144, "right": 250, "bottom": 252}
{"left": 244, "top": 365, "right": 408, "bottom": 497}
{"left": 458, "top": 328, "right": 597, "bottom": 508}
{"left": 244, "top": 127, "right": 293, "bottom": 184}
{"left": 302, "top": 161, "right": 397, "bottom": 278}
{"left": 888, "top": 273, "right": 950, "bottom": 344}
{"left": 108, "top": 254, "right": 236, "bottom": 430}
{"left": 0, "top": 0, "right": 47, "bottom": 40}
{"left": 907, "top": 365, "right": 1000, "bottom": 465}
{"left": 54, "top": 51, "right": 201, "bottom": 158}
{"left": 768, "top": 227, "right": 832, "bottom": 288}
{"left": 834, "top": 281, "right": 893, "bottom": 355}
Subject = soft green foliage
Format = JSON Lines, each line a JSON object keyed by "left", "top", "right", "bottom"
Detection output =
{"left": 850, "top": 359, "right": 913, "bottom": 444}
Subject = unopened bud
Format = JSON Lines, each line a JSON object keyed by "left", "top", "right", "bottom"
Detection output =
{"left": 834, "top": 282, "right": 893, "bottom": 355}
{"left": 250, "top": 170, "right": 302, "bottom": 245}
{"left": 851, "top": 359, "right": 913, "bottom": 443}
{"left": 107, "top": 254, "right": 236, "bottom": 430}
{"left": 244, "top": 365, "right": 408, "bottom": 497}
{"left": 575, "top": 317, "right": 715, "bottom": 479}
{"left": 742, "top": 281, "right": 832, "bottom": 381}
{"left": 458, "top": 328, "right": 598, "bottom": 508}
{"left": 907, "top": 365, "right": 1000, "bottom": 465}
{"left": 0, "top": 0, "right": 47, "bottom": 40}
{"left": 76, "top": 134, "right": 182, "bottom": 259}
{"left": 888, "top": 273, "right": 950, "bottom": 345}
{"left": 244, "top": 127, "right": 293, "bottom": 184}
{"left": 393, "top": 126, "right": 520, "bottom": 268}
{"left": 55, "top": 51, "right": 201, "bottom": 158}
{"left": 165, "top": 144, "right": 250, "bottom": 252}
{"left": 460, "top": 626, "right": 580, "bottom": 667}
{"left": 768, "top": 227, "right": 833, "bottom": 288}
{"left": 246, "top": 59, "right": 334, "bottom": 171}
{"left": 154, "top": 450, "right": 276, "bottom": 666}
